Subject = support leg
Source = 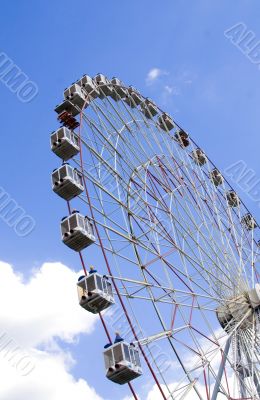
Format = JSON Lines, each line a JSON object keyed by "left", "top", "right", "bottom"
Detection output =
{"left": 211, "top": 337, "right": 231, "bottom": 400}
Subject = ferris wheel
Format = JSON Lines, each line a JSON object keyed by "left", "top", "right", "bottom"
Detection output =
{"left": 51, "top": 73, "right": 260, "bottom": 399}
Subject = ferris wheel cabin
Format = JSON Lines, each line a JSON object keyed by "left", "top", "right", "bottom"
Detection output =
{"left": 158, "top": 113, "right": 175, "bottom": 131}
{"left": 52, "top": 164, "right": 84, "bottom": 201}
{"left": 210, "top": 168, "right": 224, "bottom": 186}
{"left": 76, "top": 75, "right": 100, "bottom": 99}
{"left": 77, "top": 273, "right": 115, "bottom": 314}
{"left": 50, "top": 127, "right": 79, "bottom": 161}
{"left": 226, "top": 190, "right": 240, "bottom": 207}
{"left": 124, "top": 85, "right": 142, "bottom": 108}
{"left": 61, "top": 211, "right": 96, "bottom": 251}
{"left": 174, "top": 130, "right": 190, "bottom": 147}
{"left": 64, "top": 83, "right": 88, "bottom": 109}
{"left": 141, "top": 98, "right": 158, "bottom": 119}
{"left": 111, "top": 77, "right": 128, "bottom": 100}
{"left": 55, "top": 99, "right": 79, "bottom": 118}
{"left": 241, "top": 213, "right": 257, "bottom": 230}
{"left": 93, "top": 74, "right": 114, "bottom": 98}
{"left": 104, "top": 341, "right": 142, "bottom": 385}
{"left": 192, "top": 148, "right": 207, "bottom": 166}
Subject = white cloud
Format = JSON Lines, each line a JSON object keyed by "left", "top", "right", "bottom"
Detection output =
{"left": 146, "top": 68, "right": 168, "bottom": 85}
{"left": 163, "top": 85, "right": 180, "bottom": 97}
{"left": 0, "top": 261, "right": 104, "bottom": 400}
{"left": 164, "top": 85, "right": 174, "bottom": 94}
{"left": 0, "top": 348, "right": 103, "bottom": 400}
{"left": 0, "top": 261, "right": 97, "bottom": 347}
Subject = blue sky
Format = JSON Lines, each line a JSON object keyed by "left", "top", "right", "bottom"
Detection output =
{"left": 0, "top": 1, "right": 260, "bottom": 399}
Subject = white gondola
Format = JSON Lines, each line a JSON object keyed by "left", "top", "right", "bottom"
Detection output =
{"left": 241, "top": 213, "right": 257, "bottom": 230}
{"left": 104, "top": 341, "right": 142, "bottom": 385}
{"left": 158, "top": 113, "right": 174, "bottom": 131}
{"left": 93, "top": 74, "right": 114, "bottom": 98}
{"left": 55, "top": 99, "right": 79, "bottom": 117}
{"left": 174, "top": 130, "right": 190, "bottom": 147}
{"left": 61, "top": 211, "right": 95, "bottom": 251}
{"left": 50, "top": 127, "right": 79, "bottom": 161}
{"left": 110, "top": 77, "right": 128, "bottom": 100}
{"left": 140, "top": 98, "right": 158, "bottom": 119}
{"left": 64, "top": 83, "right": 87, "bottom": 109}
{"left": 192, "top": 148, "right": 207, "bottom": 166}
{"left": 77, "top": 273, "right": 115, "bottom": 314}
{"left": 210, "top": 168, "right": 224, "bottom": 187}
{"left": 124, "top": 86, "right": 142, "bottom": 108}
{"left": 52, "top": 164, "right": 84, "bottom": 201}
{"left": 226, "top": 190, "right": 240, "bottom": 207}
{"left": 76, "top": 75, "right": 100, "bottom": 99}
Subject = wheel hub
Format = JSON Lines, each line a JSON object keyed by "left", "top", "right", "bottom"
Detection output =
{"left": 216, "top": 284, "right": 260, "bottom": 332}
